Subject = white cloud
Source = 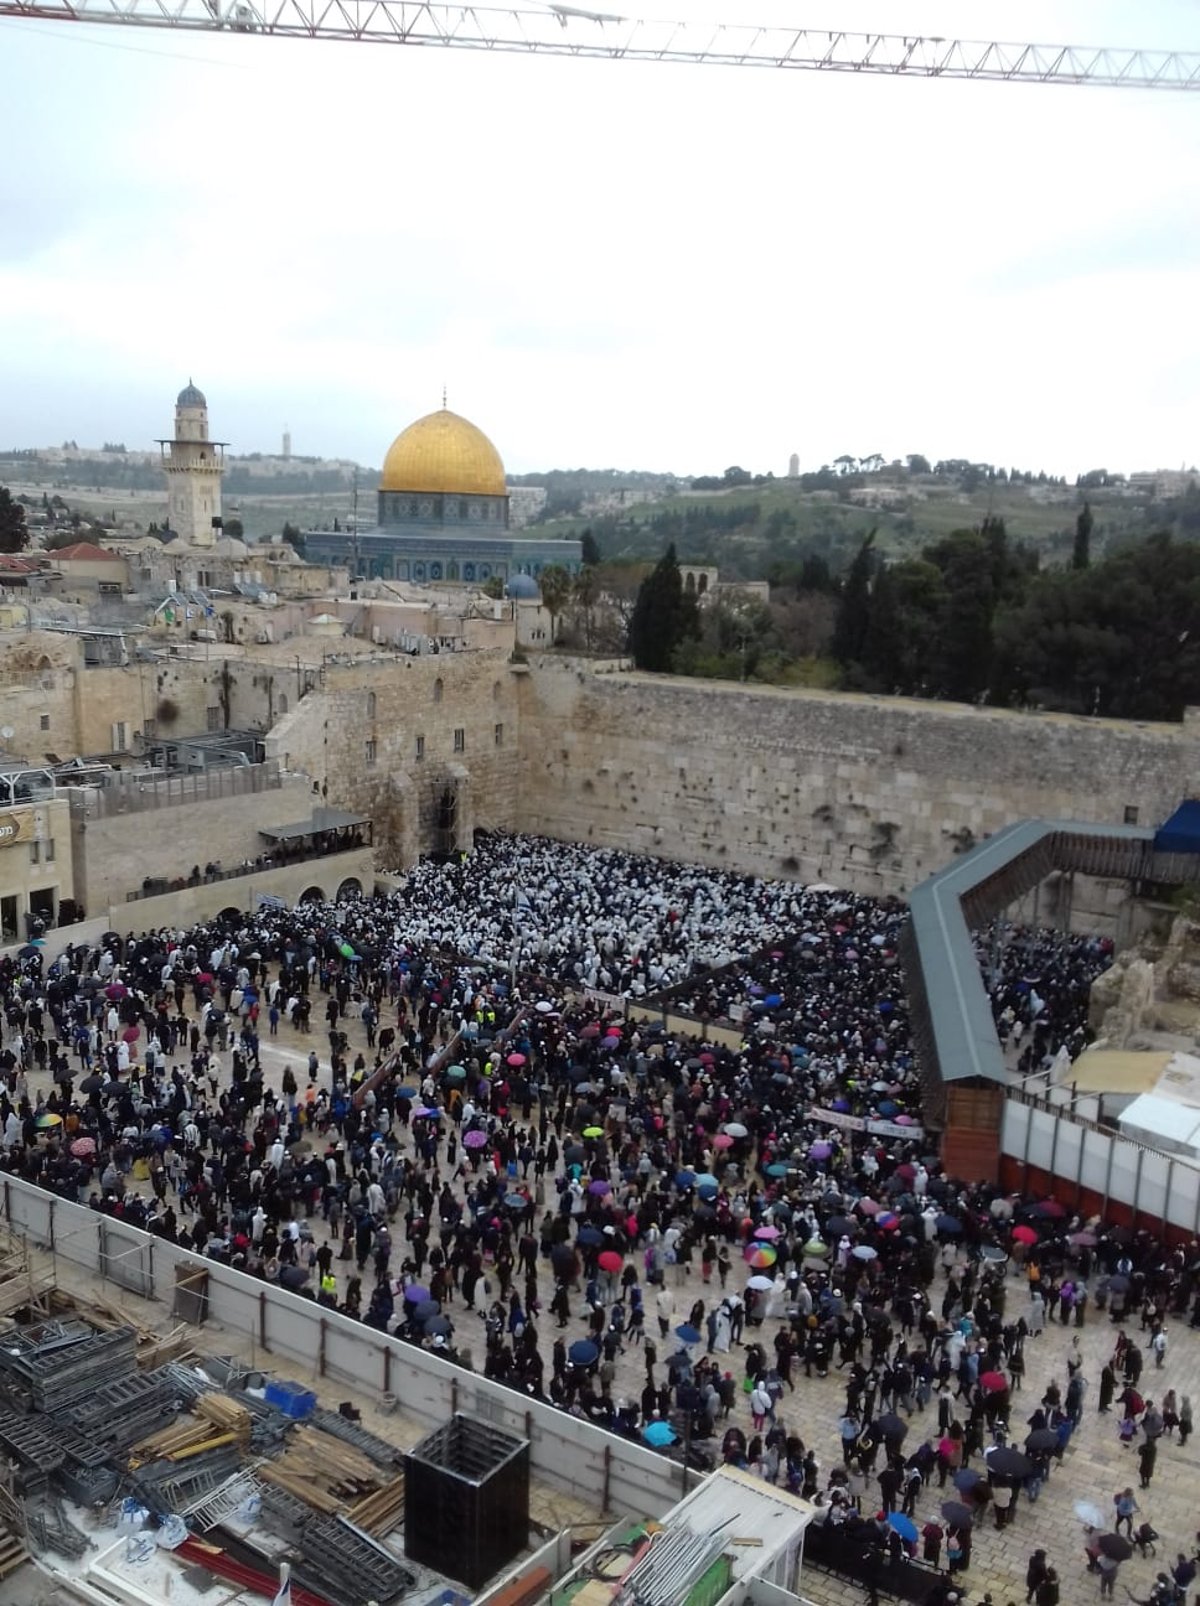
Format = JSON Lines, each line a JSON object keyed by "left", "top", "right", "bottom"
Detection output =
{"left": 1, "top": 0, "right": 1198, "bottom": 476}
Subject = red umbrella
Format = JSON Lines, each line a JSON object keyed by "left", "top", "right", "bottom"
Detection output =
{"left": 122, "top": 1025, "right": 140, "bottom": 1043}
{"left": 605, "top": 1025, "right": 622, "bottom": 1038}
{"left": 980, "top": 1371, "right": 1008, "bottom": 1393}
{"left": 598, "top": 1250, "right": 623, "bottom": 1273}
{"left": 712, "top": 1134, "right": 734, "bottom": 1150}
{"left": 1012, "top": 1225, "right": 1038, "bottom": 1246}
{"left": 506, "top": 1052, "right": 526, "bottom": 1067}
{"left": 580, "top": 1023, "right": 602, "bottom": 1039}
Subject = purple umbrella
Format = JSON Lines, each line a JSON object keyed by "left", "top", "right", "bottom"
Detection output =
{"left": 415, "top": 1107, "right": 442, "bottom": 1120}
{"left": 809, "top": 1140, "right": 833, "bottom": 1160}
{"left": 588, "top": 1179, "right": 613, "bottom": 1196}
{"left": 404, "top": 1284, "right": 431, "bottom": 1303}
{"left": 463, "top": 1129, "right": 488, "bottom": 1149}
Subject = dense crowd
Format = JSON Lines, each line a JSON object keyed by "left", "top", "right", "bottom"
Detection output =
{"left": 0, "top": 830, "right": 1171, "bottom": 1606}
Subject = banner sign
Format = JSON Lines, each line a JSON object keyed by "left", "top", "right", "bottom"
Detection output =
{"left": 809, "top": 1105, "right": 925, "bottom": 1141}
{"left": 0, "top": 810, "right": 37, "bottom": 849}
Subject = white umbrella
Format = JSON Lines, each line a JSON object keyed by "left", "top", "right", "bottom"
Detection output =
{"left": 724, "top": 1122, "right": 749, "bottom": 1138}
{"left": 747, "top": 1274, "right": 775, "bottom": 1290}
{"left": 1074, "top": 1500, "right": 1106, "bottom": 1529}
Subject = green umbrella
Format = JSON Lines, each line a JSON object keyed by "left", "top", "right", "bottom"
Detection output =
{"left": 446, "top": 1066, "right": 467, "bottom": 1082}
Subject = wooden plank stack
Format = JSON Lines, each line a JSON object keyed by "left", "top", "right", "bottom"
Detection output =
{"left": 257, "top": 1426, "right": 385, "bottom": 1516}
{"left": 348, "top": 1472, "right": 406, "bottom": 1537}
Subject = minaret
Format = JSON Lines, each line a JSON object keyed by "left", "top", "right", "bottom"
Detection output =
{"left": 157, "top": 380, "right": 227, "bottom": 547}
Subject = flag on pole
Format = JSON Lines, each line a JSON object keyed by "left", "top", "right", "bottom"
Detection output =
{"left": 271, "top": 1562, "right": 292, "bottom": 1606}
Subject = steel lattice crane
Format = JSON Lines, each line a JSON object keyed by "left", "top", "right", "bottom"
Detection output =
{"left": 1, "top": 0, "right": 1199, "bottom": 90}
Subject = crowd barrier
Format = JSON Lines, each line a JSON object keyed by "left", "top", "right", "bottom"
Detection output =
{"left": 0, "top": 1172, "right": 685, "bottom": 1519}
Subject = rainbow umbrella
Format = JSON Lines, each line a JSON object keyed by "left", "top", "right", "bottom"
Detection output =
{"left": 36, "top": 1114, "right": 62, "bottom": 1129}
{"left": 745, "top": 1244, "right": 777, "bottom": 1268}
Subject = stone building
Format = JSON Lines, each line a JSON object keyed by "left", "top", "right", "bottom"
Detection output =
{"left": 303, "top": 405, "right": 580, "bottom": 584}
{"left": 157, "top": 381, "right": 226, "bottom": 546}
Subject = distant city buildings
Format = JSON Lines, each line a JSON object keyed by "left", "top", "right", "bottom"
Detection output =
{"left": 156, "top": 381, "right": 226, "bottom": 547}
{"left": 788, "top": 452, "right": 800, "bottom": 478}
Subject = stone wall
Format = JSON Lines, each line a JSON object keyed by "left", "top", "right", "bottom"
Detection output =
{"left": 263, "top": 649, "right": 520, "bottom": 868}
{"left": 110, "top": 847, "right": 375, "bottom": 931}
{"left": 73, "top": 773, "right": 317, "bottom": 912}
{"left": 515, "top": 663, "right": 1200, "bottom": 895}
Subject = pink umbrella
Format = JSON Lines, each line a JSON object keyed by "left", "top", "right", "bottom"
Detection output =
{"left": 894, "top": 1114, "right": 917, "bottom": 1126}
{"left": 463, "top": 1130, "right": 488, "bottom": 1149}
{"left": 104, "top": 983, "right": 127, "bottom": 999}
{"left": 506, "top": 1052, "right": 526, "bottom": 1067}
{"left": 580, "top": 1023, "right": 602, "bottom": 1039}
{"left": 70, "top": 1136, "right": 96, "bottom": 1158}
{"left": 712, "top": 1134, "right": 734, "bottom": 1150}
{"left": 858, "top": 1198, "right": 880, "bottom": 1215}
{"left": 753, "top": 1225, "right": 781, "bottom": 1241}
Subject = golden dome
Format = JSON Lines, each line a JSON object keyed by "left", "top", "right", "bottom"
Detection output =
{"left": 379, "top": 408, "right": 507, "bottom": 498}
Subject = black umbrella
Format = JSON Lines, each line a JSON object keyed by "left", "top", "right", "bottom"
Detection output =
{"left": 876, "top": 1413, "right": 907, "bottom": 1442}
{"left": 987, "top": 1447, "right": 1033, "bottom": 1479}
{"left": 278, "top": 1264, "right": 309, "bottom": 1290}
{"left": 941, "top": 1501, "right": 973, "bottom": 1529}
{"left": 1108, "top": 1273, "right": 1131, "bottom": 1293}
{"left": 79, "top": 1075, "right": 105, "bottom": 1094}
{"left": 550, "top": 1244, "right": 575, "bottom": 1271}
{"left": 936, "top": 1214, "right": 963, "bottom": 1234}
{"left": 1025, "top": 1428, "right": 1059, "bottom": 1453}
{"left": 953, "top": 1468, "right": 983, "bottom": 1493}
{"left": 1098, "top": 1534, "right": 1133, "bottom": 1561}
{"left": 826, "top": 1215, "right": 856, "bottom": 1236}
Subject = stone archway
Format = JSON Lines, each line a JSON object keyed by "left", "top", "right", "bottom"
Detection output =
{"left": 335, "top": 877, "right": 363, "bottom": 901}
{"left": 217, "top": 905, "right": 242, "bottom": 922}
{"left": 298, "top": 886, "right": 324, "bottom": 904}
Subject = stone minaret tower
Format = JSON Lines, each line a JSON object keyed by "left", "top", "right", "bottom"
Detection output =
{"left": 158, "top": 380, "right": 227, "bottom": 546}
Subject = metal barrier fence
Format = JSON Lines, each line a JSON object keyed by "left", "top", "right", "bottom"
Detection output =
{"left": 0, "top": 1172, "right": 684, "bottom": 1519}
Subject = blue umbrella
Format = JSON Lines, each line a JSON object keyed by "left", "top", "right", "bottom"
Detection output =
{"left": 764, "top": 993, "right": 783, "bottom": 1007}
{"left": 766, "top": 1162, "right": 790, "bottom": 1178}
{"left": 695, "top": 1175, "right": 720, "bottom": 1196}
{"left": 395, "top": 1086, "right": 418, "bottom": 1099}
{"left": 675, "top": 1323, "right": 702, "bottom": 1345}
{"left": 415, "top": 1106, "right": 442, "bottom": 1120}
{"left": 425, "top": 1315, "right": 451, "bottom": 1337}
{"left": 675, "top": 1170, "right": 696, "bottom": 1188}
{"left": 877, "top": 1100, "right": 898, "bottom": 1116}
{"left": 643, "top": 1420, "right": 676, "bottom": 1447}
{"left": 577, "top": 1226, "right": 603, "bottom": 1247}
{"left": 936, "top": 1214, "right": 963, "bottom": 1234}
{"left": 504, "top": 1193, "right": 528, "bottom": 1211}
{"left": 414, "top": 1300, "right": 440, "bottom": 1322}
{"left": 887, "top": 1512, "right": 918, "bottom": 1542}
{"left": 569, "top": 1339, "right": 598, "bottom": 1366}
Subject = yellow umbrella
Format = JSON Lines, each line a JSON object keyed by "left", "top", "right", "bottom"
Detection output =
{"left": 583, "top": 1125, "right": 604, "bottom": 1138}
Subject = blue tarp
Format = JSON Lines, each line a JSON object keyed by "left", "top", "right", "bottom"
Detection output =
{"left": 1155, "top": 800, "right": 1200, "bottom": 855}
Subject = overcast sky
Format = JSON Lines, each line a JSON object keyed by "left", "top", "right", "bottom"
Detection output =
{"left": 1, "top": 0, "right": 1198, "bottom": 478}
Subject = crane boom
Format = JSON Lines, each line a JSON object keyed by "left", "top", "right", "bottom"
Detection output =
{"left": 2, "top": 0, "right": 1199, "bottom": 90}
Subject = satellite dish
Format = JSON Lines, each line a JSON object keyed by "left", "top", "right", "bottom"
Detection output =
{"left": 0, "top": 728, "right": 14, "bottom": 742}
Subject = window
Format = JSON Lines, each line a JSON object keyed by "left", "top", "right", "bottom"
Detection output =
{"left": 415, "top": 734, "right": 425, "bottom": 760}
{"left": 494, "top": 722, "right": 504, "bottom": 747}
{"left": 44, "top": 839, "right": 54, "bottom": 862}
{"left": 143, "top": 717, "right": 156, "bottom": 740}
{"left": 433, "top": 678, "right": 444, "bottom": 703}
{"left": 365, "top": 738, "right": 377, "bottom": 766}
{"left": 366, "top": 691, "right": 376, "bottom": 720}
{"left": 110, "top": 721, "right": 128, "bottom": 752}
{"left": 1124, "top": 805, "right": 1139, "bottom": 825}
{"left": 39, "top": 715, "right": 49, "bottom": 731}
{"left": 29, "top": 842, "right": 39, "bottom": 865}
{"left": 453, "top": 728, "right": 465, "bottom": 753}
{"left": 206, "top": 706, "right": 221, "bottom": 731}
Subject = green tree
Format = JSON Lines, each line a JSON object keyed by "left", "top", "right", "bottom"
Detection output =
{"left": 628, "top": 543, "right": 697, "bottom": 671}
{"left": 223, "top": 516, "right": 245, "bottom": 540}
{"left": 832, "top": 533, "right": 875, "bottom": 667}
{"left": 537, "top": 564, "right": 573, "bottom": 643}
{"left": 0, "top": 487, "right": 29, "bottom": 555}
{"left": 481, "top": 574, "right": 504, "bottom": 599}
{"left": 281, "top": 522, "right": 305, "bottom": 558}
{"left": 1073, "top": 501, "right": 1093, "bottom": 571}
{"left": 923, "top": 529, "right": 996, "bottom": 700}
{"left": 580, "top": 528, "right": 601, "bottom": 568}
{"left": 573, "top": 564, "right": 600, "bottom": 651}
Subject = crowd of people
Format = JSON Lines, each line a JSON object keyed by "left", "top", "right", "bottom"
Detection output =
{"left": 0, "top": 830, "right": 1186, "bottom": 1606}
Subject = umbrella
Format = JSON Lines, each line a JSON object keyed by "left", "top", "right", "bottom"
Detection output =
{"left": 803, "top": 1238, "right": 828, "bottom": 1257}
{"left": 1108, "top": 1273, "right": 1131, "bottom": 1293}
{"left": 1069, "top": 1230, "right": 1099, "bottom": 1247}
{"left": 569, "top": 1340, "right": 598, "bottom": 1366}
{"left": 1074, "top": 1500, "right": 1107, "bottom": 1528}
{"left": 121, "top": 1025, "right": 141, "bottom": 1043}
{"left": 765, "top": 1163, "right": 790, "bottom": 1178}
{"left": 79, "top": 1075, "right": 106, "bottom": 1094}
{"left": 279, "top": 1264, "right": 310, "bottom": 1290}
{"left": 395, "top": 1087, "right": 418, "bottom": 1100}
{"left": 941, "top": 1501, "right": 973, "bottom": 1529}
{"left": 852, "top": 1244, "right": 878, "bottom": 1262}
{"left": 980, "top": 1371, "right": 1008, "bottom": 1394}
{"left": 809, "top": 1141, "right": 833, "bottom": 1160}
{"left": 876, "top": 1212, "right": 900, "bottom": 1230}
{"left": 1033, "top": 1198, "right": 1066, "bottom": 1218}
{"left": 1098, "top": 1534, "right": 1133, "bottom": 1562}
{"left": 463, "top": 1129, "right": 488, "bottom": 1149}
{"left": 403, "top": 1284, "right": 431, "bottom": 1303}
{"left": 535, "top": 1000, "right": 554, "bottom": 1014}
{"left": 826, "top": 1215, "right": 856, "bottom": 1236}
{"left": 676, "top": 1170, "right": 697, "bottom": 1188}
{"left": 598, "top": 1250, "right": 623, "bottom": 1273}
{"left": 1012, "top": 1225, "right": 1039, "bottom": 1246}
{"left": 981, "top": 1245, "right": 1008, "bottom": 1263}
{"left": 745, "top": 1246, "right": 776, "bottom": 1268}
{"left": 550, "top": 1244, "right": 575, "bottom": 1271}
{"left": 504, "top": 1194, "right": 528, "bottom": 1211}
{"left": 580, "top": 1023, "right": 601, "bottom": 1039}
{"left": 578, "top": 1226, "right": 603, "bottom": 1247}
{"left": 446, "top": 1066, "right": 467, "bottom": 1082}
{"left": 69, "top": 1136, "right": 96, "bottom": 1158}
{"left": 876, "top": 1413, "right": 907, "bottom": 1442}
{"left": 1027, "top": 1428, "right": 1060, "bottom": 1453}
{"left": 414, "top": 1107, "right": 442, "bottom": 1120}
{"left": 887, "top": 1512, "right": 918, "bottom": 1542}
{"left": 35, "top": 1114, "right": 62, "bottom": 1129}
{"left": 104, "top": 982, "right": 127, "bottom": 998}
{"left": 506, "top": 1052, "right": 526, "bottom": 1067}
{"left": 425, "top": 1315, "right": 451, "bottom": 1338}
{"left": 588, "top": 1179, "right": 612, "bottom": 1196}
{"left": 582, "top": 1126, "right": 604, "bottom": 1139}
{"left": 953, "top": 1468, "right": 982, "bottom": 1492}
{"left": 675, "top": 1324, "right": 702, "bottom": 1344}
{"left": 413, "top": 1300, "right": 440, "bottom": 1322}
{"left": 712, "top": 1134, "right": 734, "bottom": 1150}
{"left": 724, "top": 1122, "right": 749, "bottom": 1138}
{"left": 643, "top": 1420, "right": 675, "bottom": 1447}
{"left": 753, "top": 1225, "right": 781, "bottom": 1241}
{"left": 936, "top": 1214, "right": 962, "bottom": 1234}
{"left": 747, "top": 1274, "right": 775, "bottom": 1290}
{"left": 987, "top": 1447, "right": 1033, "bottom": 1479}
{"left": 696, "top": 1175, "right": 720, "bottom": 1195}
{"left": 858, "top": 1198, "right": 880, "bottom": 1216}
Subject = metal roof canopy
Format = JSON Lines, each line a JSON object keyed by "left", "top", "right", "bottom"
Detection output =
{"left": 259, "top": 808, "right": 369, "bottom": 843}
{"left": 903, "top": 819, "right": 1159, "bottom": 1108}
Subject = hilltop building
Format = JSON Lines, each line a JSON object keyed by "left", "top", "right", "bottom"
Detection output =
{"left": 304, "top": 405, "right": 580, "bottom": 584}
{"left": 157, "top": 381, "right": 227, "bottom": 546}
